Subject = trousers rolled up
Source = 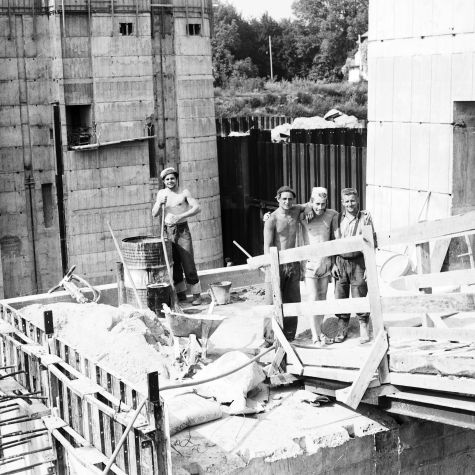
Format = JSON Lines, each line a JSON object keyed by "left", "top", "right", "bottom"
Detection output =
{"left": 164, "top": 222, "right": 201, "bottom": 295}
{"left": 334, "top": 254, "right": 369, "bottom": 323}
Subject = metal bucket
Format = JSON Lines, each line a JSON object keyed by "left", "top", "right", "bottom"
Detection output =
{"left": 147, "top": 282, "right": 171, "bottom": 318}
{"left": 379, "top": 251, "right": 413, "bottom": 283}
{"left": 121, "top": 236, "right": 172, "bottom": 307}
{"left": 210, "top": 281, "right": 232, "bottom": 305}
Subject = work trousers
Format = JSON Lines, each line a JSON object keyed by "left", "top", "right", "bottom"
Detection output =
{"left": 264, "top": 262, "right": 300, "bottom": 342}
{"left": 334, "top": 254, "right": 369, "bottom": 323}
{"left": 165, "top": 222, "right": 201, "bottom": 295}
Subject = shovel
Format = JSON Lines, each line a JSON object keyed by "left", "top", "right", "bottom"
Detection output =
{"left": 161, "top": 203, "right": 183, "bottom": 313}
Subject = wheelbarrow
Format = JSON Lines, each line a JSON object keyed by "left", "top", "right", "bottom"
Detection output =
{"left": 162, "top": 304, "right": 226, "bottom": 360}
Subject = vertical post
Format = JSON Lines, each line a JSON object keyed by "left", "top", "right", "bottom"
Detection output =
{"left": 361, "top": 226, "right": 390, "bottom": 383}
{"left": 147, "top": 371, "right": 172, "bottom": 475}
{"left": 268, "top": 35, "right": 273, "bottom": 80}
{"left": 116, "top": 262, "right": 125, "bottom": 306}
{"left": 416, "top": 242, "right": 432, "bottom": 327}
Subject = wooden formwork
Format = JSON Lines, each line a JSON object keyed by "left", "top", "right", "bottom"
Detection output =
{"left": 0, "top": 303, "right": 171, "bottom": 474}
{"left": 248, "top": 211, "right": 475, "bottom": 413}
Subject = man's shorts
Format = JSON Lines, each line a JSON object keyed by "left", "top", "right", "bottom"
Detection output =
{"left": 304, "top": 258, "right": 332, "bottom": 279}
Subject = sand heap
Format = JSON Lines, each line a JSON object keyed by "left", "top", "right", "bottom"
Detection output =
{"left": 20, "top": 302, "right": 171, "bottom": 387}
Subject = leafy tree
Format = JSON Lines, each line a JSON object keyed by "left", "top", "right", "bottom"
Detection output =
{"left": 293, "top": 0, "right": 368, "bottom": 81}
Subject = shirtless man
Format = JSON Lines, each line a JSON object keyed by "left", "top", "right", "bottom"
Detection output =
{"left": 263, "top": 186, "right": 302, "bottom": 341}
{"left": 152, "top": 167, "right": 202, "bottom": 305}
{"left": 300, "top": 187, "right": 339, "bottom": 346}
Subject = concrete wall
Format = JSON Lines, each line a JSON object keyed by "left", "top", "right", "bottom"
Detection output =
{"left": 0, "top": 0, "right": 222, "bottom": 295}
{"left": 367, "top": 0, "right": 475, "bottom": 232}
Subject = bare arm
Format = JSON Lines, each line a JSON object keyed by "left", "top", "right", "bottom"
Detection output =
{"left": 263, "top": 216, "right": 275, "bottom": 254}
{"left": 177, "top": 190, "right": 200, "bottom": 220}
{"left": 152, "top": 191, "right": 165, "bottom": 217}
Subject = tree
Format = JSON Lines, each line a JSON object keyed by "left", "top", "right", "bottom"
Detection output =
{"left": 293, "top": 0, "right": 368, "bottom": 81}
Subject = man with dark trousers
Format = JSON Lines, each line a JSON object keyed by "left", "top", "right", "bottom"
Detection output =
{"left": 332, "top": 187, "right": 374, "bottom": 344}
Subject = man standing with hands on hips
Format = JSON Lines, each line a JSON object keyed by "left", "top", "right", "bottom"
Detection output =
{"left": 152, "top": 167, "right": 202, "bottom": 306}
{"left": 332, "top": 188, "right": 374, "bottom": 344}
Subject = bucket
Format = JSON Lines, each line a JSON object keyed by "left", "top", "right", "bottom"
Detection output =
{"left": 147, "top": 283, "right": 171, "bottom": 318}
{"left": 210, "top": 281, "right": 232, "bottom": 305}
{"left": 121, "top": 236, "right": 172, "bottom": 307}
{"left": 379, "top": 251, "right": 413, "bottom": 283}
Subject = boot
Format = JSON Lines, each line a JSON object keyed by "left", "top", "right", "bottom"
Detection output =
{"left": 359, "top": 321, "right": 370, "bottom": 344}
{"left": 191, "top": 293, "right": 202, "bottom": 306}
{"left": 177, "top": 291, "right": 187, "bottom": 302}
{"left": 334, "top": 319, "right": 349, "bottom": 343}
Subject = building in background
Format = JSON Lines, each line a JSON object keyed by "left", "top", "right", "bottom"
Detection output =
{"left": 0, "top": 0, "right": 222, "bottom": 298}
{"left": 367, "top": 0, "right": 475, "bottom": 240}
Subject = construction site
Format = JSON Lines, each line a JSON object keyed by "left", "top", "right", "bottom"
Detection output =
{"left": 1, "top": 0, "right": 475, "bottom": 474}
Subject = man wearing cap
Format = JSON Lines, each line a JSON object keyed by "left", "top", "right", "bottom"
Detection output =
{"left": 300, "top": 187, "right": 339, "bottom": 346}
{"left": 152, "top": 167, "right": 202, "bottom": 305}
{"left": 263, "top": 185, "right": 303, "bottom": 341}
{"left": 332, "top": 187, "right": 373, "bottom": 344}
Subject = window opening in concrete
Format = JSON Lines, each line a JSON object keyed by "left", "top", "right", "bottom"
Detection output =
{"left": 66, "top": 105, "right": 92, "bottom": 148}
{"left": 187, "top": 23, "right": 201, "bottom": 35}
{"left": 41, "top": 184, "right": 54, "bottom": 229}
{"left": 120, "top": 22, "right": 133, "bottom": 36}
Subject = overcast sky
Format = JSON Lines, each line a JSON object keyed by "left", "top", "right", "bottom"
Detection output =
{"left": 225, "top": 0, "right": 295, "bottom": 20}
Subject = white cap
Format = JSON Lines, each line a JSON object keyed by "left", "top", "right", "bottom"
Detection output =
{"left": 311, "top": 187, "right": 328, "bottom": 199}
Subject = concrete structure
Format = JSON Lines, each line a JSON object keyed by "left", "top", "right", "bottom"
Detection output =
{"left": 0, "top": 0, "right": 222, "bottom": 299}
{"left": 367, "top": 0, "right": 475, "bottom": 232}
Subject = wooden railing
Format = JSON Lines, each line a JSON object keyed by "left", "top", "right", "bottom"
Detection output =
{"left": 247, "top": 210, "right": 475, "bottom": 409}
{"left": 0, "top": 302, "right": 171, "bottom": 474}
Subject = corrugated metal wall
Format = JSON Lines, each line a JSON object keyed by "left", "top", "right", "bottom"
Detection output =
{"left": 217, "top": 129, "right": 367, "bottom": 264}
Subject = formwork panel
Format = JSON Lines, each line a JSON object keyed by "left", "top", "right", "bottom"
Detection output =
{"left": 62, "top": 57, "right": 92, "bottom": 79}
{"left": 32, "top": 146, "right": 55, "bottom": 171}
{"left": 453, "top": 0, "right": 475, "bottom": 33}
{"left": 94, "top": 121, "right": 147, "bottom": 142}
{"left": 0, "top": 106, "right": 20, "bottom": 126}
{"left": 392, "top": 56, "right": 412, "bottom": 121}
{"left": 433, "top": 0, "right": 453, "bottom": 35}
{"left": 366, "top": 121, "right": 376, "bottom": 185}
{"left": 175, "top": 36, "right": 211, "bottom": 56}
{"left": 176, "top": 78, "right": 214, "bottom": 99}
{"left": 188, "top": 218, "right": 221, "bottom": 241}
{"left": 0, "top": 58, "right": 18, "bottom": 80}
{"left": 94, "top": 100, "right": 154, "bottom": 122}
{"left": 26, "top": 80, "right": 52, "bottom": 105}
{"left": 411, "top": 55, "right": 432, "bottom": 123}
{"left": 28, "top": 104, "right": 52, "bottom": 126}
{"left": 175, "top": 55, "right": 212, "bottom": 76}
{"left": 428, "top": 124, "right": 452, "bottom": 195}
{"left": 0, "top": 148, "right": 24, "bottom": 172}
{"left": 63, "top": 14, "right": 89, "bottom": 37}
{"left": 367, "top": 55, "right": 377, "bottom": 121}
{"left": 390, "top": 187, "right": 411, "bottom": 229}
{"left": 373, "top": 122, "right": 392, "bottom": 187}
{"left": 374, "top": 57, "right": 394, "bottom": 121}
{"left": 92, "top": 56, "right": 153, "bottom": 78}
{"left": 409, "top": 123, "right": 430, "bottom": 191}
{"left": 30, "top": 125, "right": 52, "bottom": 147}
{"left": 177, "top": 117, "right": 215, "bottom": 139}
{"left": 0, "top": 126, "right": 23, "bottom": 146}
{"left": 179, "top": 158, "right": 218, "bottom": 180}
{"left": 371, "top": 185, "right": 392, "bottom": 232}
{"left": 0, "top": 81, "right": 20, "bottom": 105}
{"left": 91, "top": 36, "right": 152, "bottom": 56}
{"left": 451, "top": 52, "right": 474, "bottom": 100}
{"left": 413, "top": 0, "right": 434, "bottom": 38}
{"left": 373, "top": 0, "right": 393, "bottom": 40}
{"left": 62, "top": 37, "right": 90, "bottom": 58}
{"left": 94, "top": 78, "right": 153, "bottom": 101}
{"left": 393, "top": 0, "right": 413, "bottom": 39}
{"left": 391, "top": 122, "right": 411, "bottom": 189}
{"left": 430, "top": 54, "right": 453, "bottom": 123}
{"left": 183, "top": 176, "right": 219, "bottom": 199}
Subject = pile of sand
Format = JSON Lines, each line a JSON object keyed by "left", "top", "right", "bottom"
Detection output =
{"left": 20, "top": 302, "right": 171, "bottom": 387}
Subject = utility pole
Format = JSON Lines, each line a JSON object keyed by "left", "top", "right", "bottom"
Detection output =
{"left": 268, "top": 35, "right": 273, "bottom": 80}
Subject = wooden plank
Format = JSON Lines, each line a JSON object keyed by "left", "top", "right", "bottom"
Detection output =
{"left": 287, "top": 364, "right": 380, "bottom": 385}
{"left": 362, "top": 226, "right": 390, "bottom": 383}
{"left": 391, "top": 268, "right": 475, "bottom": 291}
{"left": 271, "top": 319, "right": 304, "bottom": 374}
{"left": 282, "top": 297, "right": 370, "bottom": 317}
{"left": 388, "top": 326, "right": 475, "bottom": 342}
{"left": 381, "top": 292, "right": 475, "bottom": 313}
{"left": 431, "top": 238, "right": 451, "bottom": 272}
{"left": 248, "top": 236, "right": 365, "bottom": 269}
{"left": 377, "top": 210, "right": 475, "bottom": 248}
{"left": 389, "top": 372, "right": 475, "bottom": 395}
{"left": 292, "top": 344, "right": 368, "bottom": 369}
{"left": 427, "top": 313, "right": 448, "bottom": 328}
{"left": 336, "top": 331, "right": 389, "bottom": 409}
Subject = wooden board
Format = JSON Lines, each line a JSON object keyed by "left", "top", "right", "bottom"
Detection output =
{"left": 389, "top": 372, "right": 475, "bottom": 395}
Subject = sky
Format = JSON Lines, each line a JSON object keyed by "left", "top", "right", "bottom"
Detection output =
{"left": 225, "top": 0, "right": 295, "bottom": 20}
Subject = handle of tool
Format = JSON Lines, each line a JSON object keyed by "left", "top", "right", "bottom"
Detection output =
{"left": 233, "top": 240, "right": 266, "bottom": 273}
{"left": 161, "top": 204, "right": 177, "bottom": 295}
{"left": 107, "top": 222, "right": 143, "bottom": 309}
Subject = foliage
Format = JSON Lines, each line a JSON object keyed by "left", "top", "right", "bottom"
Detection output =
{"left": 214, "top": 78, "right": 367, "bottom": 119}
{"left": 211, "top": 0, "right": 368, "bottom": 84}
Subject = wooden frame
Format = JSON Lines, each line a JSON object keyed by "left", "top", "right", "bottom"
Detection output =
{"left": 248, "top": 210, "right": 475, "bottom": 409}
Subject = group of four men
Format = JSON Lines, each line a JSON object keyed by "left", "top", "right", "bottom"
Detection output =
{"left": 153, "top": 166, "right": 373, "bottom": 346}
{"left": 264, "top": 185, "right": 374, "bottom": 346}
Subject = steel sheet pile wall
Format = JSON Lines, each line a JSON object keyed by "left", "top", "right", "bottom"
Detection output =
{"left": 0, "top": 302, "right": 170, "bottom": 474}
{"left": 217, "top": 129, "right": 366, "bottom": 263}
{"left": 367, "top": 0, "right": 475, "bottom": 231}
